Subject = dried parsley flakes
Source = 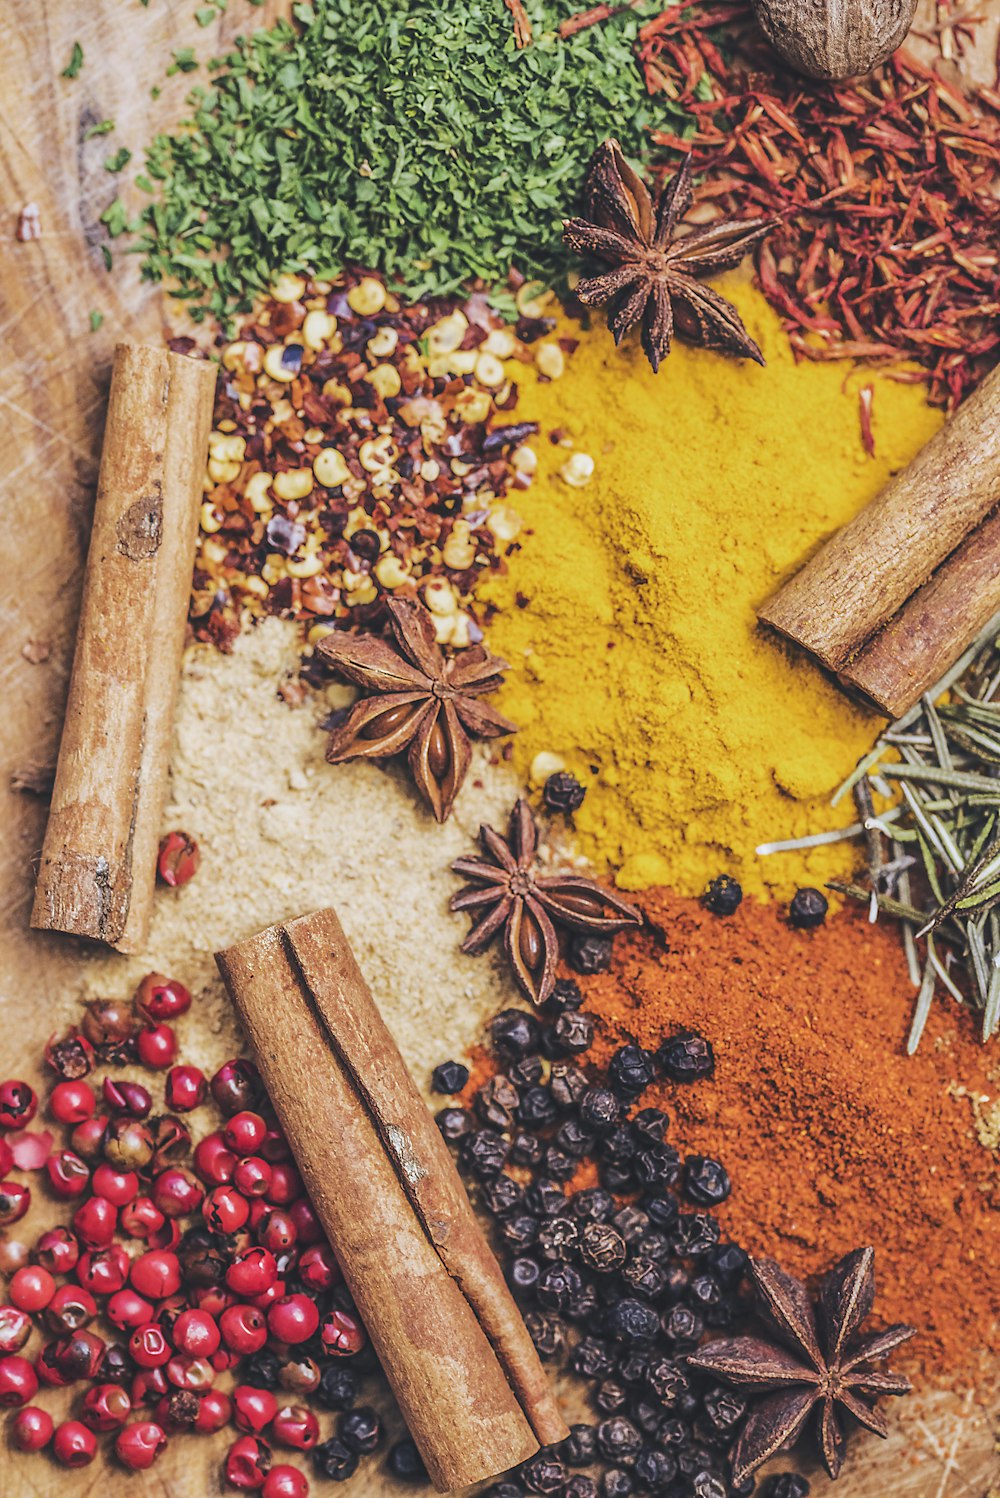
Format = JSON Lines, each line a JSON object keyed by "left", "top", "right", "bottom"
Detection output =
{"left": 129, "top": 0, "right": 669, "bottom": 321}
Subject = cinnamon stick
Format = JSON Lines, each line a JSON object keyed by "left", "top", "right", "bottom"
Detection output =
{"left": 216, "top": 908, "right": 567, "bottom": 1492}
{"left": 31, "top": 344, "right": 216, "bottom": 953}
{"left": 758, "top": 364, "right": 1000, "bottom": 671}
{"left": 840, "top": 507, "right": 1000, "bottom": 717}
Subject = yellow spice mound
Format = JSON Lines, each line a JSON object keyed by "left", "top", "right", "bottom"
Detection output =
{"left": 484, "top": 273, "right": 943, "bottom": 897}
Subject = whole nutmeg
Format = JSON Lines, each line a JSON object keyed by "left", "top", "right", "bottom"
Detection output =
{"left": 751, "top": 0, "right": 917, "bottom": 78}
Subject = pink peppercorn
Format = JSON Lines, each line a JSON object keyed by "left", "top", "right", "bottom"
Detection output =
{"left": 116, "top": 1418, "right": 168, "bottom": 1470}
{"left": 194, "top": 1386, "right": 232, "bottom": 1433}
{"left": 288, "top": 1198, "right": 323, "bottom": 1245}
{"left": 46, "top": 1149, "right": 91, "bottom": 1199}
{"left": 52, "top": 1418, "right": 97, "bottom": 1467}
{"left": 52, "top": 1328, "right": 105, "bottom": 1382}
{"left": 220, "top": 1303, "right": 268, "bottom": 1356}
{"left": 267, "top": 1295, "right": 318, "bottom": 1346}
{"left": 166, "top": 1064, "right": 207, "bottom": 1112}
{"left": 234, "top": 1156, "right": 272, "bottom": 1199}
{"left": 0, "top": 1306, "right": 31, "bottom": 1354}
{"left": 131, "top": 1366, "right": 168, "bottom": 1405}
{"left": 33, "top": 1225, "right": 79, "bottom": 1275}
{"left": 136, "top": 1024, "right": 178, "bottom": 1070}
{"left": 226, "top": 1433, "right": 272, "bottom": 1489}
{"left": 45, "top": 1284, "right": 97, "bottom": 1334}
{"left": 133, "top": 972, "right": 192, "bottom": 1022}
{"left": 10, "top": 1265, "right": 55, "bottom": 1313}
{"left": 0, "top": 1354, "right": 38, "bottom": 1405}
{"left": 0, "top": 1081, "right": 37, "bottom": 1129}
{"left": 152, "top": 1166, "right": 203, "bottom": 1218}
{"left": 72, "top": 1194, "right": 116, "bottom": 1248}
{"left": 76, "top": 1243, "right": 129, "bottom": 1296}
{"left": 0, "top": 1181, "right": 30, "bottom": 1226}
{"left": 263, "top": 1466, "right": 309, "bottom": 1498}
{"left": 120, "top": 1196, "right": 165, "bottom": 1240}
{"left": 9, "top": 1403, "right": 53, "bottom": 1451}
{"left": 157, "top": 830, "right": 200, "bottom": 887}
{"left": 166, "top": 1352, "right": 215, "bottom": 1391}
{"left": 224, "top": 1111, "right": 268, "bottom": 1154}
{"left": 102, "top": 1076, "right": 152, "bottom": 1118}
{"left": 129, "top": 1324, "right": 171, "bottom": 1369}
{"left": 298, "top": 1243, "right": 339, "bottom": 1292}
{"left": 257, "top": 1210, "right": 297, "bottom": 1255}
{"left": 272, "top": 1404, "right": 319, "bottom": 1451}
{"left": 71, "top": 1114, "right": 109, "bottom": 1161}
{"left": 264, "top": 1163, "right": 303, "bottom": 1206}
{"left": 0, "top": 1139, "right": 11, "bottom": 1176}
{"left": 194, "top": 1130, "right": 237, "bottom": 1185}
{"left": 92, "top": 1163, "right": 139, "bottom": 1205}
{"left": 107, "top": 1288, "right": 154, "bottom": 1330}
{"left": 320, "top": 1308, "right": 366, "bottom": 1357}
{"left": 234, "top": 1384, "right": 278, "bottom": 1434}
{"left": 81, "top": 1381, "right": 132, "bottom": 1431}
{"left": 226, "top": 1247, "right": 277, "bottom": 1297}
{"left": 172, "top": 1308, "right": 221, "bottom": 1359}
{"left": 48, "top": 1079, "right": 96, "bottom": 1125}
{"left": 204, "top": 1185, "right": 250, "bottom": 1235}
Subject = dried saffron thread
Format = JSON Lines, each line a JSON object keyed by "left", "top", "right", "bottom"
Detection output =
{"left": 628, "top": 2, "right": 1000, "bottom": 408}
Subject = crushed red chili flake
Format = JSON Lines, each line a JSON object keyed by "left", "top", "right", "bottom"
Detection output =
{"left": 192, "top": 271, "right": 549, "bottom": 654}
{"left": 625, "top": 2, "right": 1000, "bottom": 409}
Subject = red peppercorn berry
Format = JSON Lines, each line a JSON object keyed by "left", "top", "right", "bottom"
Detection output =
{"left": 205, "top": 1185, "right": 250, "bottom": 1235}
{"left": 0, "top": 1354, "right": 38, "bottom": 1406}
{"left": 194, "top": 1130, "right": 237, "bottom": 1186}
{"left": 265, "top": 1163, "right": 303, "bottom": 1206}
{"left": 226, "top": 1433, "right": 272, "bottom": 1489}
{"left": 44, "top": 1029, "right": 96, "bottom": 1080}
{"left": 0, "top": 1181, "right": 30, "bottom": 1226}
{"left": 267, "top": 1295, "right": 318, "bottom": 1346}
{"left": 72, "top": 1194, "right": 117, "bottom": 1248}
{"left": 120, "top": 1195, "right": 165, "bottom": 1241}
{"left": 116, "top": 1418, "right": 168, "bottom": 1470}
{"left": 71, "top": 1114, "right": 109, "bottom": 1161}
{"left": 157, "top": 830, "right": 200, "bottom": 887}
{"left": 151, "top": 1166, "right": 203, "bottom": 1219}
{"left": 0, "top": 1080, "right": 37, "bottom": 1129}
{"left": 166, "top": 1064, "right": 207, "bottom": 1112}
{"left": 259, "top": 1126, "right": 291, "bottom": 1163}
{"left": 224, "top": 1111, "right": 268, "bottom": 1155}
{"left": 234, "top": 1384, "right": 278, "bottom": 1434}
{"left": 219, "top": 1303, "right": 268, "bottom": 1356}
{"left": 45, "top": 1283, "right": 97, "bottom": 1334}
{"left": 33, "top": 1225, "right": 80, "bottom": 1275}
{"left": 234, "top": 1156, "right": 272, "bottom": 1199}
{"left": 81, "top": 1381, "right": 132, "bottom": 1431}
{"left": 107, "top": 1288, "right": 154, "bottom": 1330}
{"left": 0, "top": 1306, "right": 31, "bottom": 1354}
{"left": 211, "top": 1059, "right": 261, "bottom": 1116}
{"left": 92, "top": 1163, "right": 139, "bottom": 1206}
{"left": 166, "top": 1352, "right": 214, "bottom": 1391}
{"left": 9, "top": 1403, "right": 53, "bottom": 1451}
{"left": 320, "top": 1308, "right": 366, "bottom": 1357}
{"left": 136, "top": 1023, "right": 178, "bottom": 1070}
{"left": 171, "top": 1307, "right": 221, "bottom": 1359}
{"left": 134, "top": 972, "right": 192, "bottom": 1023}
{"left": 129, "top": 1324, "right": 171, "bottom": 1369}
{"left": 297, "top": 1243, "right": 339, "bottom": 1292}
{"left": 192, "top": 1386, "right": 231, "bottom": 1434}
{"left": 76, "top": 1244, "right": 129, "bottom": 1297}
{"left": 131, "top": 1366, "right": 168, "bottom": 1406}
{"left": 0, "top": 1139, "right": 11, "bottom": 1176}
{"left": 263, "top": 1466, "right": 309, "bottom": 1498}
{"left": 226, "top": 1247, "right": 277, "bottom": 1297}
{"left": 102, "top": 1077, "right": 152, "bottom": 1118}
{"left": 10, "top": 1265, "right": 55, "bottom": 1313}
{"left": 272, "top": 1404, "right": 319, "bottom": 1451}
{"left": 46, "top": 1149, "right": 91, "bottom": 1199}
{"left": 52, "top": 1328, "right": 105, "bottom": 1382}
{"left": 49, "top": 1079, "right": 96, "bottom": 1125}
{"left": 102, "top": 1117, "right": 154, "bottom": 1171}
{"left": 53, "top": 1418, "right": 98, "bottom": 1467}
{"left": 288, "top": 1198, "right": 322, "bottom": 1245}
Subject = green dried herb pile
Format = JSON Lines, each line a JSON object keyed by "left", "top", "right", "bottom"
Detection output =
{"left": 127, "top": 0, "right": 662, "bottom": 320}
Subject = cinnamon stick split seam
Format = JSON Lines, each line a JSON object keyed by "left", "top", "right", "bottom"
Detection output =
{"left": 216, "top": 908, "right": 567, "bottom": 1492}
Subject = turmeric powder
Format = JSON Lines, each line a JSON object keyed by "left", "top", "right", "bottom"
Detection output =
{"left": 483, "top": 272, "right": 943, "bottom": 897}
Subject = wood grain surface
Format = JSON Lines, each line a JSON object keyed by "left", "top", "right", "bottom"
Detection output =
{"left": 1, "top": 2, "right": 997, "bottom": 1495}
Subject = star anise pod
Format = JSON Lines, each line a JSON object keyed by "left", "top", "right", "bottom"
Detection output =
{"left": 318, "top": 599, "right": 517, "bottom": 822}
{"left": 563, "top": 140, "right": 774, "bottom": 371}
{"left": 451, "top": 798, "right": 642, "bottom": 1005}
{"left": 688, "top": 1247, "right": 915, "bottom": 1485}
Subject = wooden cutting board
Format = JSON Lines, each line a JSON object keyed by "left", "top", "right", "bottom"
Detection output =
{"left": 1, "top": 2, "right": 997, "bottom": 1494}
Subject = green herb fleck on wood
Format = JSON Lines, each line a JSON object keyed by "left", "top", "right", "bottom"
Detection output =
{"left": 105, "top": 148, "right": 133, "bottom": 173}
{"left": 84, "top": 119, "right": 116, "bottom": 139}
{"left": 89, "top": 310, "right": 104, "bottom": 332}
{"left": 62, "top": 42, "right": 84, "bottom": 79}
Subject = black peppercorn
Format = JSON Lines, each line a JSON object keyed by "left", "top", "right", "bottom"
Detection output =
{"left": 621, "top": 1257, "right": 666, "bottom": 1300}
{"left": 660, "top": 1304, "right": 704, "bottom": 1347}
{"left": 762, "top": 1477, "right": 811, "bottom": 1498}
{"left": 431, "top": 1059, "right": 469, "bottom": 1094}
{"left": 643, "top": 1194, "right": 679, "bottom": 1230}
{"left": 510, "top": 1054, "right": 545, "bottom": 1087}
{"left": 522, "top": 1454, "right": 568, "bottom": 1495}
{"left": 710, "top": 1241, "right": 749, "bottom": 1286}
{"left": 543, "top": 770, "right": 587, "bottom": 814}
{"left": 481, "top": 1174, "right": 524, "bottom": 1217}
{"left": 567, "top": 932, "right": 614, "bottom": 975}
{"left": 612, "top": 1206, "right": 649, "bottom": 1244}
{"left": 243, "top": 1346, "right": 281, "bottom": 1389}
{"left": 508, "top": 1256, "right": 541, "bottom": 1296}
{"left": 644, "top": 1356, "right": 690, "bottom": 1407}
{"left": 683, "top": 1155, "right": 732, "bottom": 1205}
{"left": 571, "top": 1336, "right": 615, "bottom": 1380}
{"left": 600, "top": 1126, "right": 638, "bottom": 1167}
{"left": 634, "top": 1143, "right": 681, "bottom": 1189}
{"left": 632, "top": 1107, "right": 669, "bottom": 1143}
{"left": 607, "top": 1045, "right": 654, "bottom": 1097}
{"left": 702, "top": 874, "right": 743, "bottom": 916}
{"left": 519, "top": 1086, "right": 558, "bottom": 1128}
{"left": 543, "top": 1144, "right": 577, "bottom": 1181}
{"left": 565, "top": 1475, "right": 598, "bottom": 1498}
{"left": 490, "top": 1483, "right": 526, "bottom": 1498}
{"left": 317, "top": 1364, "right": 359, "bottom": 1410}
{"left": 560, "top": 1424, "right": 597, "bottom": 1467}
{"left": 544, "top": 977, "right": 584, "bottom": 1014}
{"left": 551, "top": 1010, "right": 594, "bottom": 1055}
{"left": 672, "top": 1212, "right": 720, "bottom": 1258}
{"left": 701, "top": 1387, "right": 747, "bottom": 1437}
{"left": 580, "top": 1221, "right": 627, "bottom": 1274}
{"left": 338, "top": 1407, "right": 382, "bottom": 1455}
{"left": 549, "top": 1064, "right": 589, "bottom": 1110}
{"left": 435, "top": 1106, "right": 472, "bottom": 1141}
{"left": 524, "top": 1179, "right": 566, "bottom": 1218}
{"left": 461, "top": 1127, "right": 510, "bottom": 1178}
{"left": 477, "top": 1075, "right": 520, "bottom": 1129}
{"left": 656, "top": 1029, "right": 715, "bottom": 1083}
{"left": 525, "top": 1310, "right": 565, "bottom": 1358}
{"left": 637, "top": 1229, "right": 671, "bottom": 1263}
{"left": 313, "top": 1436, "right": 359, "bottom": 1481}
{"left": 691, "top": 1472, "right": 728, "bottom": 1498}
{"left": 789, "top": 886, "right": 829, "bottom": 928}
{"left": 601, "top": 1469, "right": 633, "bottom": 1498}
{"left": 687, "top": 1273, "right": 723, "bottom": 1312}
{"left": 571, "top": 1186, "right": 615, "bottom": 1222}
{"left": 510, "top": 1130, "right": 545, "bottom": 1168}
{"left": 387, "top": 1437, "right": 427, "bottom": 1482}
{"left": 596, "top": 1417, "right": 643, "bottom": 1465}
{"left": 579, "top": 1087, "right": 620, "bottom": 1133}
{"left": 566, "top": 1282, "right": 600, "bottom": 1322}
{"left": 634, "top": 1447, "right": 678, "bottom": 1492}
{"left": 536, "top": 1262, "right": 583, "bottom": 1313}
{"left": 555, "top": 1117, "right": 596, "bottom": 1158}
{"left": 537, "top": 1216, "right": 580, "bottom": 1262}
{"left": 490, "top": 1008, "right": 541, "bottom": 1059}
{"left": 595, "top": 1377, "right": 629, "bottom": 1415}
{"left": 501, "top": 1214, "right": 540, "bottom": 1252}
{"left": 605, "top": 1297, "right": 659, "bottom": 1343}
